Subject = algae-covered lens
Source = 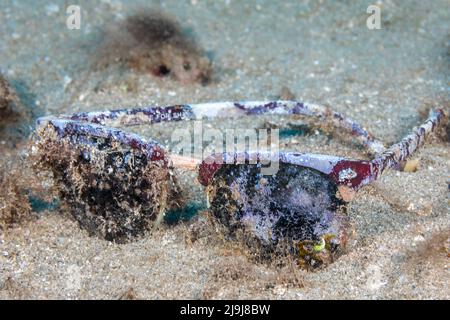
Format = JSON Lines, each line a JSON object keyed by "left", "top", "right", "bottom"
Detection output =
{"left": 207, "top": 163, "right": 349, "bottom": 267}
{"left": 36, "top": 125, "right": 169, "bottom": 242}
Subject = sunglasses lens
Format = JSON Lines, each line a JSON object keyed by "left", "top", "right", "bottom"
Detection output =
{"left": 207, "top": 163, "right": 349, "bottom": 267}
{"left": 36, "top": 128, "right": 169, "bottom": 242}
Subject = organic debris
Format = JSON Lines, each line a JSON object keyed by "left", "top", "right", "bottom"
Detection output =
{"left": 279, "top": 86, "right": 296, "bottom": 100}
{"left": 0, "top": 145, "right": 42, "bottom": 230}
{"left": 95, "top": 10, "right": 212, "bottom": 84}
{"left": 402, "top": 159, "right": 419, "bottom": 172}
{"left": 0, "top": 74, "right": 14, "bottom": 112}
{"left": 0, "top": 75, "right": 35, "bottom": 145}
{"left": 118, "top": 287, "right": 138, "bottom": 300}
{"left": 0, "top": 277, "right": 30, "bottom": 299}
{"left": 0, "top": 162, "right": 32, "bottom": 230}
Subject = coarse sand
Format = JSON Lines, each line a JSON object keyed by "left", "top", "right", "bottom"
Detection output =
{"left": 0, "top": 0, "right": 449, "bottom": 299}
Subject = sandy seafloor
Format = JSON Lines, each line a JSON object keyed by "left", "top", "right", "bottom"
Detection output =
{"left": 0, "top": 0, "right": 449, "bottom": 299}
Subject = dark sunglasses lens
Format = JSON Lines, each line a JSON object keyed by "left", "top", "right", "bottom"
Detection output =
{"left": 36, "top": 129, "right": 168, "bottom": 242}
{"left": 207, "top": 163, "right": 349, "bottom": 267}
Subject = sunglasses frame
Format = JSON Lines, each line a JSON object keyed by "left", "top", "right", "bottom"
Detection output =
{"left": 37, "top": 101, "right": 446, "bottom": 204}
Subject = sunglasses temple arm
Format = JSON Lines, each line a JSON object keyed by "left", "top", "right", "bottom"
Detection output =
{"left": 299, "top": 105, "right": 386, "bottom": 155}
{"left": 186, "top": 101, "right": 390, "bottom": 160}
{"left": 369, "top": 109, "right": 446, "bottom": 180}
{"left": 55, "top": 101, "right": 386, "bottom": 156}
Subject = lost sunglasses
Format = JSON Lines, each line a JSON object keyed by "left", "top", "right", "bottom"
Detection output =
{"left": 35, "top": 101, "right": 446, "bottom": 266}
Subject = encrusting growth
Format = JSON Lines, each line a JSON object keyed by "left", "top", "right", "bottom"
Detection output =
{"left": 34, "top": 122, "right": 171, "bottom": 242}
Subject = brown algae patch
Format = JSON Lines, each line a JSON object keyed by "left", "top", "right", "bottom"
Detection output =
{"left": 95, "top": 10, "right": 212, "bottom": 84}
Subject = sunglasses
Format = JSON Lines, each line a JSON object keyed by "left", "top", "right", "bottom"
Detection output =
{"left": 35, "top": 101, "right": 446, "bottom": 267}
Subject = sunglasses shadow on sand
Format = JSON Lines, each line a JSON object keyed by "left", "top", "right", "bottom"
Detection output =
{"left": 35, "top": 101, "right": 446, "bottom": 268}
